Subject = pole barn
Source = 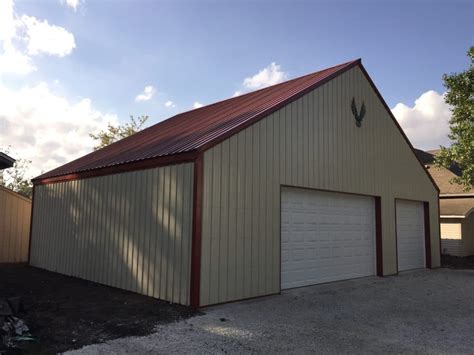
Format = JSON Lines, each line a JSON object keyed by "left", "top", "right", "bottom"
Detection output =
{"left": 30, "top": 59, "right": 440, "bottom": 307}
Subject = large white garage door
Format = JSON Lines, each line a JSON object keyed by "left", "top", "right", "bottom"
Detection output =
{"left": 281, "top": 187, "right": 376, "bottom": 289}
{"left": 396, "top": 200, "right": 425, "bottom": 271}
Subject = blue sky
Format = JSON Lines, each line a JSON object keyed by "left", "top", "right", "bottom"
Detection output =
{"left": 0, "top": 0, "right": 472, "bottom": 176}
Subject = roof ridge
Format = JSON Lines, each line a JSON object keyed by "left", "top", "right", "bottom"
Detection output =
{"left": 175, "top": 59, "right": 360, "bottom": 116}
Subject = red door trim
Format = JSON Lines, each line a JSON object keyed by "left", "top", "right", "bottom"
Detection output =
{"left": 375, "top": 196, "right": 383, "bottom": 276}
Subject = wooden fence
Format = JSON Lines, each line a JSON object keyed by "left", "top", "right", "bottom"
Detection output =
{"left": 0, "top": 186, "right": 31, "bottom": 263}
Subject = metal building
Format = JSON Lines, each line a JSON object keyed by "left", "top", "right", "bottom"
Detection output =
{"left": 30, "top": 59, "right": 440, "bottom": 307}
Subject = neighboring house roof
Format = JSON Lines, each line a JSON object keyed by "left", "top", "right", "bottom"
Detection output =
{"left": 415, "top": 149, "right": 473, "bottom": 195}
{"left": 0, "top": 152, "right": 15, "bottom": 170}
{"left": 440, "top": 198, "right": 474, "bottom": 218}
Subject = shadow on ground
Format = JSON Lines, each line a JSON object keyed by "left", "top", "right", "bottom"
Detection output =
{"left": 441, "top": 254, "right": 474, "bottom": 269}
{"left": 0, "top": 264, "right": 199, "bottom": 354}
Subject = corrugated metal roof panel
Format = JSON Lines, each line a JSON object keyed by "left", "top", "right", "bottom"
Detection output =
{"left": 35, "top": 60, "right": 359, "bottom": 181}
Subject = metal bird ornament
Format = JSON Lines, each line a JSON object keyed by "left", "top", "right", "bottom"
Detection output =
{"left": 351, "top": 97, "right": 366, "bottom": 127}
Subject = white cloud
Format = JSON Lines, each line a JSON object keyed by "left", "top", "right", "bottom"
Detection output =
{"left": 0, "top": 46, "right": 36, "bottom": 75}
{"left": 135, "top": 85, "right": 155, "bottom": 102}
{"left": 0, "top": 0, "right": 75, "bottom": 76}
{"left": 21, "top": 15, "right": 76, "bottom": 57}
{"left": 232, "top": 90, "right": 242, "bottom": 97}
{"left": 391, "top": 90, "right": 451, "bottom": 150}
{"left": 0, "top": 0, "right": 17, "bottom": 43}
{"left": 0, "top": 82, "right": 118, "bottom": 179}
{"left": 0, "top": 0, "right": 33, "bottom": 75}
{"left": 164, "top": 100, "right": 175, "bottom": 108}
{"left": 61, "top": 0, "right": 81, "bottom": 11}
{"left": 193, "top": 101, "right": 203, "bottom": 109}
{"left": 243, "top": 62, "right": 288, "bottom": 90}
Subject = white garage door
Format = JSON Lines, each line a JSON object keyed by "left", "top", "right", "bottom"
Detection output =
{"left": 396, "top": 200, "right": 425, "bottom": 271}
{"left": 281, "top": 187, "right": 376, "bottom": 289}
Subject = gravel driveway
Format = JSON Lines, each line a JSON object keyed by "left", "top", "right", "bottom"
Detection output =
{"left": 68, "top": 269, "right": 474, "bottom": 354}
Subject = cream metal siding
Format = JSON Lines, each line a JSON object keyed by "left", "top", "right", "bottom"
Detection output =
{"left": 0, "top": 186, "right": 31, "bottom": 263}
{"left": 30, "top": 163, "right": 194, "bottom": 305}
{"left": 200, "top": 66, "right": 440, "bottom": 306}
{"left": 441, "top": 216, "right": 474, "bottom": 257}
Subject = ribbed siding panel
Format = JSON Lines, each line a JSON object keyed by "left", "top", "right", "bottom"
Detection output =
{"left": 200, "top": 66, "right": 440, "bottom": 306}
{"left": 30, "top": 163, "right": 194, "bottom": 305}
{"left": 0, "top": 186, "right": 31, "bottom": 263}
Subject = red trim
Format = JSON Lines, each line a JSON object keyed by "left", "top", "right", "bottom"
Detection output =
{"left": 27, "top": 185, "right": 36, "bottom": 264}
{"left": 279, "top": 186, "right": 283, "bottom": 292}
{"left": 357, "top": 64, "right": 440, "bottom": 194}
{"left": 190, "top": 153, "right": 204, "bottom": 308}
{"left": 33, "top": 151, "right": 197, "bottom": 186}
{"left": 394, "top": 199, "right": 399, "bottom": 274}
{"left": 375, "top": 196, "right": 383, "bottom": 276}
{"left": 423, "top": 202, "right": 432, "bottom": 268}
{"left": 196, "top": 60, "right": 362, "bottom": 154}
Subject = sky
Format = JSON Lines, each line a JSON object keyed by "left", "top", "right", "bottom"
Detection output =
{"left": 0, "top": 0, "right": 472, "bottom": 178}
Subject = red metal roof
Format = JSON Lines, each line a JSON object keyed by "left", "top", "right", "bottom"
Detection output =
{"left": 34, "top": 59, "right": 360, "bottom": 182}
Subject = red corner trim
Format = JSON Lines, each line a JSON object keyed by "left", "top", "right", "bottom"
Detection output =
{"left": 190, "top": 153, "right": 203, "bottom": 307}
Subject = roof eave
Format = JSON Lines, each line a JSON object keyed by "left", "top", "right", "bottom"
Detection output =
{"left": 440, "top": 215, "right": 466, "bottom": 219}
{"left": 440, "top": 193, "right": 474, "bottom": 198}
{"left": 32, "top": 150, "right": 198, "bottom": 186}
{"left": 0, "top": 152, "right": 16, "bottom": 170}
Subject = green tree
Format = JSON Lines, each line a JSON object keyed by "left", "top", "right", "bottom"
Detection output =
{"left": 1, "top": 157, "right": 33, "bottom": 199}
{"left": 435, "top": 47, "right": 474, "bottom": 190}
{"left": 90, "top": 115, "right": 149, "bottom": 150}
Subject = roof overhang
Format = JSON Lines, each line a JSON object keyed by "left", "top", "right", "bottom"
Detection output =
{"left": 440, "top": 193, "right": 474, "bottom": 198}
{"left": 439, "top": 198, "right": 474, "bottom": 219}
{"left": 0, "top": 152, "right": 15, "bottom": 170}
{"left": 32, "top": 150, "right": 197, "bottom": 185}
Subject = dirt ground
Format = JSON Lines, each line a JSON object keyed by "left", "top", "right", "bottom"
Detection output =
{"left": 441, "top": 254, "right": 474, "bottom": 269}
{"left": 0, "top": 264, "right": 198, "bottom": 354}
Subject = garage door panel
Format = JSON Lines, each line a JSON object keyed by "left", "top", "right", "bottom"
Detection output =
{"left": 396, "top": 200, "right": 425, "bottom": 271}
{"left": 281, "top": 188, "right": 376, "bottom": 290}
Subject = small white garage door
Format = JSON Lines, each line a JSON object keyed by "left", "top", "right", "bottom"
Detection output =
{"left": 281, "top": 187, "right": 376, "bottom": 289}
{"left": 396, "top": 200, "right": 426, "bottom": 271}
